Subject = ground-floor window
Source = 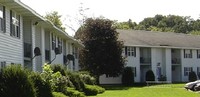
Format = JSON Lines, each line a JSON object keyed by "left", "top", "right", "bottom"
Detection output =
{"left": 197, "top": 67, "right": 200, "bottom": 78}
{"left": 0, "top": 61, "right": 6, "bottom": 69}
{"left": 132, "top": 67, "right": 136, "bottom": 77}
{"left": 184, "top": 67, "right": 193, "bottom": 76}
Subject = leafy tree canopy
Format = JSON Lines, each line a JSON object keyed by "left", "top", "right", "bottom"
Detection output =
{"left": 45, "top": 11, "right": 66, "bottom": 31}
{"left": 115, "top": 14, "right": 200, "bottom": 34}
{"left": 78, "top": 18, "right": 125, "bottom": 83}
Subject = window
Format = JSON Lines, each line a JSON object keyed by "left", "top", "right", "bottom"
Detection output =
{"left": 58, "top": 38, "right": 62, "bottom": 53}
{"left": 0, "top": 61, "right": 6, "bottom": 70}
{"left": 132, "top": 67, "right": 136, "bottom": 77}
{"left": 125, "top": 46, "right": 136, "bottom": 57}
{"left": 184, "top": 67, "right": 193, "bottom": 76}
{"left": 197, "top": 50, "right": 200, "bottom": 58}
{"left": 10, "top": 10, "right": 20, "bottom": 38}
{"left": 73, "top": 46, "right": 78, "bottom": 59}
{"left": 51, "top": 33, "right": 56, "bottom": 50}
{"left": 0, "top": 5, "right": 5, "bottom": 32}
{"left": 197, "top": 67, "right": 200, "bottom": 77}
{"left": 184, "top": 49, "right": 192, "bottom": 58}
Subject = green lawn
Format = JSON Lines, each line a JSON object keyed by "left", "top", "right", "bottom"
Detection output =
{"left": 91, "top": 83, "right": 200, "bottom": 97}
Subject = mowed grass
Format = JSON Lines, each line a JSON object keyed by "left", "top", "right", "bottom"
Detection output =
{"left": 91, "top": 83, "right": 200, "bottom": 97}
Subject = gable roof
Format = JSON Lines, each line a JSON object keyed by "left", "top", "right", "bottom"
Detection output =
{"left": 1, "top": 0, "right": 83, "bottom": 47}
{"left": 117, "top": 29, "right": 200, "bottom": 49}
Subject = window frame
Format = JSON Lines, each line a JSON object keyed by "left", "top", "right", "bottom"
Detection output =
{"left": 58, "top": 38, "right": 62, "bottom": 53}
{"left": 51, "top": 33, "right": 56, "bottom": 50}
{"left": 197, "top": 67, "right": 200, "bottom": 77}
{"left": 197, "top": 50, "right": 200, "bottom": 59}
{"left": 184, "top": 49, "right": 192, "bottom": 58}
{"left": 125, "top": 46, "right": 136, "bottom": 57}
{"left": 10, "top": 10, "right": 20, "bottom": 38}
{"left": 73, "top": 46, "right": 78, "bottom": 59}
{"left": 132, "top": 67, "right": 136, "bottom": 77}
{"left": 184, "top": 67, "right": 193, "bottom": 76}
{"left": 0, "top": 5, "right": 5, "bottom": 32}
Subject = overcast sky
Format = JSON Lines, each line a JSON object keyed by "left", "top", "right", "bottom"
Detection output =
{"left": 20, "top": 0, "right": 200, "bottom": 36}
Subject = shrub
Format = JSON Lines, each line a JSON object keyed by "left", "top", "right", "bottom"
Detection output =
{"left": 64, "top": 88, "right": 85, "bottom": 97}
{"left": 67, "top": 72, "right": 85, "bottom": 91}
{"left": 95, "top": 85, "right": 105, "bottom": 94}
{"left": 52, "top": 92, "right": 68, "bottom": 97}
{"left": 189, "top": 71, "right": 197, "bottom": 82}
{"left": 29, "top": 72, "right": 53, "bottom": 97}
{"left": 158, "top": 75, "right": 167, "bottom": 81}
{"left": 84, "top": 84, "right": 98, "bottom": 96}
{"left": 84, "top": 84, "right": 105, "bottom": 96}
{"left": 80, "top": 73, "right": 96, "bottom": 85}
{"left": 41, "top": 64, "right": 70, "bottom": 92}
{"left": 0, "top": 65, "right": 36, "bottom": 97}
{"left": 51, "top": 64, "right": 67, "bottom": 76}
{"left": 122, "top": 67, "right": 134, "bottom": 86}
{"left": 145, "top": 70, "right": 155, "bottom": 81}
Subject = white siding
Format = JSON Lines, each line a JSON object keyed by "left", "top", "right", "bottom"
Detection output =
{"left": 0, "top": 6, "right": 23, "bottom": 65}
{"left": 23, "top": 20, "right": 32, "bottom": 44}
{"left": 100, "top": 75, "right": 122, "bottom": 84}
{"left": 35, "top": 26, "right": 42, "bottom": 71}
{"left": 181, "top": 49, "right": 200, "bottom": 82}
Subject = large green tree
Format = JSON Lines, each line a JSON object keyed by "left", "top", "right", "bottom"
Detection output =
{"left": 45, "top": 11, "right": 66, "bottom": 31}
{"left": 78, "top": 18, "right": 125, "bottom": 84}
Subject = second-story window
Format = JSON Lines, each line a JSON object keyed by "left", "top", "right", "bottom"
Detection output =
{"left": 197, "top": 50, "right": 200, "bottom": 58}
{"left": 58, "top": 38, "right": 62, "bottom": 53}
{"left": 125, "top": 46, "right": 136, "bottom": 57}
{"left": 184, "top": 49, "right": 192, "bottom": 58}
{"left": 73, "top": 47, "right": 78, "bottom": 59}
{"left": 51, "top": 33, "right": 56, "bottom": 50}
{"left": 10, "top": 10, "right": 20, "bottom": 38}
{"left": 0, "top": 5, "right": 5, "bottom": 32}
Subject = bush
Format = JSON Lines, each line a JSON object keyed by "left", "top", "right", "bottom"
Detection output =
{"left": 64, "top": 88, "right": 85, "bottom": 97}
{"left": 122, "top": 67, "right": 134, "bottom": 86}
{"left": 0, "top": 65, "right": 36, "bottom": 97}
{"left": 189, "top": 71, "right": 197, "bottom": 82}
{"left": 84, "top": 84, "right": 98, "bottom": 96}
{"left": 53, "top": 92, "right": 68, "bottom": 97}
{"left": 145, "top": 70, "right": 155, "bottom": 81}
{"left": 51, "top": 64, "right": 67, "bottom": 76}
{"left": 80, "top": 73, "right": 96, "bottom": 85}
{"left": 93, "top": 85, "right": 105, "bottom": 94}
{"left": 84, "top": 84, "right": 105, "bottom": 96}
{"left": 158, "top": 75, "right": 167, "bottom": 81}
{"left": 67, "top": 72, "right": 85, "bottom": 91}
{"left": 29, "top": 73, "right": 53, "bottom": 97}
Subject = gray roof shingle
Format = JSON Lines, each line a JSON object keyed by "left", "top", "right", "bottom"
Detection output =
{"left": 117, "top": 29, "right": 200, "bottom": 48}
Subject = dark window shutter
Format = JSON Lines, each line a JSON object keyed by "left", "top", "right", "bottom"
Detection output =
{"left": 10, "top": 10, "right": 12, "bottom": 36}
{"left": 125, "top": 47, "right": 127, "bottom": 56}
{"left": 134, "top": 47, "right": 136, "bottom": 57}
{"left": 184, "top": 49, "right": 185, "bottom": 58}
{"left": 3, "top": 6, "right": 5, "bottom": 32}
{"left": 197, "top": 50, "right": 199, "bottom": 58}
{"left": 18, "top": 15, "right": 20, "bottom": 38}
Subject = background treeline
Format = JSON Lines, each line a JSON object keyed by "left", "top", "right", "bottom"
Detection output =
{"left": 114, "top": 14, "right": 200, "bottom": 35}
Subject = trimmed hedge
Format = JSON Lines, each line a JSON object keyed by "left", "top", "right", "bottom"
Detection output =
{"left": 0, "top": 65, "right": 36, "bottom": 97}
{"left": 29, "top": 73, "right": 53, "bottom": 97}
{"left": 67, "top": 72, "right": 85, "bottom": 91}
{"left": 53, "top": 92, "right": 68, "bottom": 97}
{"left": 145, "top": 70, "right": 155, "bottom": 81}
{"left": 189, "top": 71, "right": 197, "bottom": 82}
{"left": 64, "top": 87, "right": 85, "bottom": 97}
{"left": 122, "top": 67, "right": 134, "bottom": 86}
{"left": 84, "top": 84, "right": 105, "bottom": 96}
